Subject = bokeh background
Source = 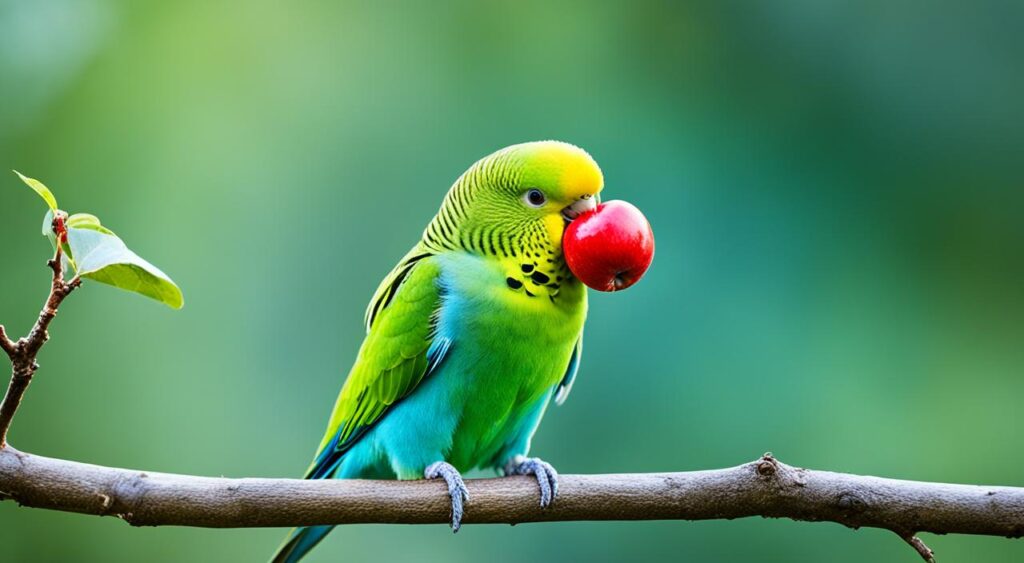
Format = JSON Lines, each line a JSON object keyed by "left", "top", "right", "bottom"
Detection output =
{"left": 2, "top": 1, "right": 1022, "bottom": 561}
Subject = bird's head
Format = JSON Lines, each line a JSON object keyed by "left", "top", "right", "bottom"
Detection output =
{"left": 428, "top": 141, "right": 604, "bottom": 261}
{"left": 514, "top": 141, "right": 605, "bottom": 242}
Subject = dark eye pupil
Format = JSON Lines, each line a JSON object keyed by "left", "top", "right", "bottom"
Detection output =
{"left": 528, "top": 190, "right": 545, "bottom": 205}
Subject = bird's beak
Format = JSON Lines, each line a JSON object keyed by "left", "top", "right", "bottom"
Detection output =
{"left": 561, "top": 196, "right": 598, "bottom": 222}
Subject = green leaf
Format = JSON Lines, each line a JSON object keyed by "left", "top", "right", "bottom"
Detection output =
{"left": 42, "top": 209, "right": 56, "bottom": 239}
{"left": 67, "top": 213, "right": 115, "bottom": 235}
{"left": 15, "top": 170, "right": 58, "bottom": 211}
{"left": 66, "top": 227, "right": 184, "bottom": 309}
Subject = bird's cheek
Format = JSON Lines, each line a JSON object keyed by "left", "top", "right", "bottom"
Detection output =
{"left": 542, "top": 214, "right": 565, "bottom": 250}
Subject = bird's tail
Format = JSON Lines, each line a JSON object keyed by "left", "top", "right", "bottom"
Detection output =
{"left": 269, "top": 525, "right": 335, "bottom": 563}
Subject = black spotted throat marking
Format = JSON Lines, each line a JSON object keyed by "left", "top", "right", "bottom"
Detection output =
{"left": 505, "top": 260, "right": 568, "bottom": 301}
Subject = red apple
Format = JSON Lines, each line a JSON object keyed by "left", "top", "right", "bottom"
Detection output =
{"left": 563, "top": 200, "right": 655, "bottom": 291}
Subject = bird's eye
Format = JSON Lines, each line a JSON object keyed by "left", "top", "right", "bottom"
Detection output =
{"left": 524, "top": 189, "right": 546, "bottom": 208}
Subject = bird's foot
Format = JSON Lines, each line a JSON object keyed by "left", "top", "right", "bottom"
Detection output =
{"left": 504, "top": 456, "right": 559, "bottom": 508}
{"left": 424, "top": 461, "right": 470, "bottom": 532}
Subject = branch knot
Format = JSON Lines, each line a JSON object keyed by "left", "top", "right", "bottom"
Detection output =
{"left": 836, "top": 492, "right": 868, "bottom": 513}
{"left": 756, "top": 452, "right": 778, "bottom": 477}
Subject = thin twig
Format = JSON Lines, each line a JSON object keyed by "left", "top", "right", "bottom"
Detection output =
{"left": 0, "top": 326, "right": 15, "bottom": 357}
{"left": 901, "top": 533, "right": 937, "bottom": 562}
{"left": 0, "top": 246, "right": 80, "bottom": 447}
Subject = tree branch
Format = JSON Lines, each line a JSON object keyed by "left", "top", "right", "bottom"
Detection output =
{"left": 2, "top": 245, "right": 1022, "bottom": 562}
{"left": 1, "top": 448, "right": 1022, "bottom": 560}
{"left": 0, "top": 246, "right": 80, "bottom": 447}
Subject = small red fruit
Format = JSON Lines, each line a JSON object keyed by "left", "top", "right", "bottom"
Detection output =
{"left": 563, "top": 200, "right": 655, "bottom": 292}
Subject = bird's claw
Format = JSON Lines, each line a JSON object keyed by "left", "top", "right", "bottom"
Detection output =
{"left": 424, "top": 461, "right": 470, "bottom": 532}
{"left": 504, "top": 456, "right": 559, "bottom": 508}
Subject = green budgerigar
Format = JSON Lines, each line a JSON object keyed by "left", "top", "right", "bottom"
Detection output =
{"left": 272, "top": 141, "right": 603, "bottom": 562}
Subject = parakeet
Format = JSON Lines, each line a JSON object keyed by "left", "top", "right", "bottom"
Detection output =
{"left": 271, "top": 141, "right": 603, "bottom": 563}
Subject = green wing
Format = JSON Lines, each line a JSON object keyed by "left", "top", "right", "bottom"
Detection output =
{"left": 554, "top": 334, "right": 582, "bottom": 405}
{"left": 306, "top": 250, "right": 447, "bottom": 479}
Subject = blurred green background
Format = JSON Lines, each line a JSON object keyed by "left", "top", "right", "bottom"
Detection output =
{"left": 2, "top": 1, "right": 1022, "bottom": 561}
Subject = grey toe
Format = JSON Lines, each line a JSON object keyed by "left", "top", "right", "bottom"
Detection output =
{"left": 505, "top": 456, "right": 559, "bottom": 508}
{"left": 425, "top": 461, "right": 470, "bottom": 532}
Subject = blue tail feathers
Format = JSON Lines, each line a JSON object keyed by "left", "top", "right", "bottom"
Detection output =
{"left": 270, "top": 525, "right": 335, "bottom": 563}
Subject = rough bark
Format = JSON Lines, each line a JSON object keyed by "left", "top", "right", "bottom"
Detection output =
{"left": 1, "top": 447, "right": 1022, "bottom": 556}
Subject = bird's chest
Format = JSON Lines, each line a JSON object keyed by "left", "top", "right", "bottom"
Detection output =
{"left": 433, "top": 252, "right": 585, "bottom": 455}
{"left": 436, "top": 252, "right": 585, "bottom": 372}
